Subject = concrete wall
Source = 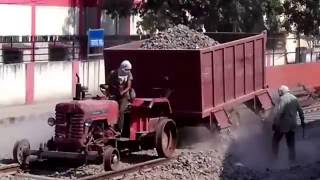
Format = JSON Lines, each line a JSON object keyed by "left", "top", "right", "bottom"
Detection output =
{"left": 34, "top": 61, "right": 73, "bottom": 102}
{"left": 0, "top": 59, "right": 105, "bottom": 107}
{"left": 0, "top": 64, "right": 26, "bottom": 106}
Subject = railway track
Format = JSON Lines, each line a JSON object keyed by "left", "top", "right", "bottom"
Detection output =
{"left": 0, "top": 164, "right": 19, "bottom": 174}
{"left": 79, "top": 157, "right": 172, "bottom": 180}
{"left": 4, "top": 157, "right": 173, "bottom": 180}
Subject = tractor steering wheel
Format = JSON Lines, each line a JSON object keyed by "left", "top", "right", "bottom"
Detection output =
{"left": 100, "top": 84, "right": 109, "bottom": 97}
{"left": 99, "top": 84, "right": 117, "bottom": 100}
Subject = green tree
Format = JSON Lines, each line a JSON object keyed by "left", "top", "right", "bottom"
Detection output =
{"left": 102, "top": 0, "right": 136, "bottom": 18}
{"left": 282, "top": 0, "right": 320, "bottom": 36}
{"left": 262, "top": 0, "right": 284, "bottom": 33}
{"left": 138, "top": 0, "right": 271, "bottom": 33}
{"left": 280, "top": 0, "right": 320, "bottom": 60}
{"left": 103, "top": 0, "right": 318, "bottom": 35}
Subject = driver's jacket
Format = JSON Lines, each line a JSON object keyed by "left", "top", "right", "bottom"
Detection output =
{"left": 106, "top": 70, "right": 133, "bottom": 100}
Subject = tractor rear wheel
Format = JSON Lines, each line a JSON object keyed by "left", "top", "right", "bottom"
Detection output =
{"left": 103, "top": 146, "right": 120, "bottom": 171}
{"left": 155, "top": 118, "right": 177, "bottom": 158}
{"left": 13, "top": 139, "right": 31, "bottom": 167}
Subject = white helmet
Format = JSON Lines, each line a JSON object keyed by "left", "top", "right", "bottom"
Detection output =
{"left": 120, "top": 60, "right": 132, "bottom": 70}
{"left": 118, "top": 60, "right": 132, "bottom": 76}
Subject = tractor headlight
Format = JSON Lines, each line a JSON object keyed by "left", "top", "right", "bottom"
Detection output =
{"left": 48, "top": 117, "right": 56, "bottom": 126}
{"left": 84, "top": 121, "right": 91, "bottom": 127}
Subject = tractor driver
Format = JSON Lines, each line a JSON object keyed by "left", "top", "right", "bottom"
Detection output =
{"left": 103, "top": 60, "right": 136, "bottom": 133}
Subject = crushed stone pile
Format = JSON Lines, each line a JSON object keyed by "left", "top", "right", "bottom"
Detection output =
{"left": 121, "top": 148, "right": 320, "bottom": 180}
{"left": 124, "top": 150, "right": 266, "bottom": 180}
{"left": 141, "top": 24, "right": 219, "bottom": 49}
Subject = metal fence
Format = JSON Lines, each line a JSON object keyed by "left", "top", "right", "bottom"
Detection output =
{"left": 0, "top": 35, "right": 147, "bottom": 64}
{"left": 0, "top": 35, "right": 82, "bottom": 64}
{"left": 1, "top": 34, "right": 320, "bottom": 66}
{"left": 266, "top": 36, "right": 320, "bottom": 66}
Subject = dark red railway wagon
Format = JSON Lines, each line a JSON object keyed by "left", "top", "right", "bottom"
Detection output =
{"left": 103, "top": 32, "right": 273, "bottom": 129}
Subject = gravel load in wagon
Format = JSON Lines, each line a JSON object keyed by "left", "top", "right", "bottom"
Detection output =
{"left": 141, "top": 24, "right": 219, "bottom": 49}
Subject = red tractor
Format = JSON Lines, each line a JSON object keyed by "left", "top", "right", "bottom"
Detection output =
{"left": 13, "top": 75, "right": 177, "bottom": 171}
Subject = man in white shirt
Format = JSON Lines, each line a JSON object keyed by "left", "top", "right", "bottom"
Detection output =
{"left": 272, "top": 85, "right": 305, "bottom": 163}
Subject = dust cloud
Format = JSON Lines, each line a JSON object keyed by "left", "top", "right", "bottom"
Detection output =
{"left": 222, "top": 105, "right": 320, "bottom": 171}
{"left": 0, "top": 112, "right": 55, "bottom": 160}
{"left": 176, "top": 120, "right": 233, "bottom": 155}
{"left": 176, "top": 103, "right": 320, "bottom": 171}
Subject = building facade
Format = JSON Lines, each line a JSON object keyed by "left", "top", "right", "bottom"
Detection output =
{"left": 0, "top": 0, "right": 141, "bottom": 107}
{"left": 0, "top": 0, "right": 141, "bottom": 36}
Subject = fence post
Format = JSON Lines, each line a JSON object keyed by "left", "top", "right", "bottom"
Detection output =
{"left": 272, "top": 47, "right": 275, "bottom": 66}
{"left": 72, "top": 37, "right": 75, "bottom": 60}
{"left": 297, "top": 34, "right": 301, "bottom": 63}
{"left": 311, "top": 46, "right": 313, "bottom": 62}
{"left": 72, "top": 61, "right": 80, "bottom": 97}
{"left": 31, "top": 36, "right": 35, "bottom": 62}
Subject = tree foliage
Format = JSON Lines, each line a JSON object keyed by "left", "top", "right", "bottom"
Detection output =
{"left": 134, "top": 0, "right": 268, "bottom": 33}
{"left": 263, "top": 0, "right": 284, "bottom": 33}
{"left": 102, "top": 0, "right": 137, "bottom": 18}
{"left": 102, "top": 0, "right": 320, "bottom": 35}
{"left": 282, "top": 0, "right": 320, "bottom": 36}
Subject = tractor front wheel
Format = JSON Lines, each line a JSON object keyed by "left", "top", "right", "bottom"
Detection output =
{"left": 103, "top": 146, "right": 120, "bottom": 171}
{"left": 13, "top": 139, "right": 31, "bottom": 168}
{"left": 155, "top": 118, "right": 177, "bottom": 158}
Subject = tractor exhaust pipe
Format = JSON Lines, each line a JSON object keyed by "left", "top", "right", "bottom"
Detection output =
{"left": 74, "top": 73, "right": 82, "bottom": 100}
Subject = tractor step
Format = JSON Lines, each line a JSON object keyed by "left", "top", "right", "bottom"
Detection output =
{"left": 136, "top": 131, "right": 148, "bottom": 136}
{"left": 118, "top": 137, "right": 130, "bottom": 142}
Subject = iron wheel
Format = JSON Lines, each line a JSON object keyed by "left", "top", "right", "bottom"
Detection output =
{"left": 13, "top": 139, "right": 31, "bottom": 166}
{"left": 103, "top": 146, "right": 120, "bottom": 171}
{"left": 155, "top": 118, "right": 177, "bottom": 158}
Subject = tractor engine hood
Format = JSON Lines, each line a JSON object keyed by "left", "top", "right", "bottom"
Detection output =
{"left": 55, "top": 99, "right": 119, "bottom": 125}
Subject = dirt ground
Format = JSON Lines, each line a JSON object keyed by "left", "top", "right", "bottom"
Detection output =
{"left": 1, "top": 101, "right": 320, "bottom": 180}
{"left": 122, "top": 104, "right": 320, "bottom": 180}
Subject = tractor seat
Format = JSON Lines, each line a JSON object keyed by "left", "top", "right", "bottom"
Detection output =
{"left": 124, "top": 103, "right": 133, "bottom": 113}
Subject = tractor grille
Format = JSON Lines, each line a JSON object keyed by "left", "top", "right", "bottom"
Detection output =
{"left": 55, "top": 112, "right": 84, "bottom": 140}
{"left": 70, "top": 114, "right": 84, "bottom": 139}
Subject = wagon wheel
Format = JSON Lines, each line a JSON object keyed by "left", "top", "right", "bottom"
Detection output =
{"left": 13, "top": 139, "right": 31, "bottom": 167}
{"left": 155, "top": 118, "right": 177, "bottom": 158}
{"left": 103, "top": 146, "right": 120, "bottom": 171}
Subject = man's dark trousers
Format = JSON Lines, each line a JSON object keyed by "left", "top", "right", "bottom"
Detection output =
{"left": 272, "top": 130, "right": 295, "bottom": 162}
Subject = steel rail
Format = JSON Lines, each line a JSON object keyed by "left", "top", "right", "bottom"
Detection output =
{"left": 0, "top": 164, "right": 19, "bottom": 174}
{"left": 5, "top": 157, "right": 174, "bottom": 180}
{"left": 15, "top": 173, "right": 63, "bottom": 180}
{"left": 79, "top": 157, "right": 173, "bottom": 180}
{"left": 302, "top": 103, "right": 320, "bottom": 111}
{"left": 304, "top": 108, "right": 320, "bottom": 113}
